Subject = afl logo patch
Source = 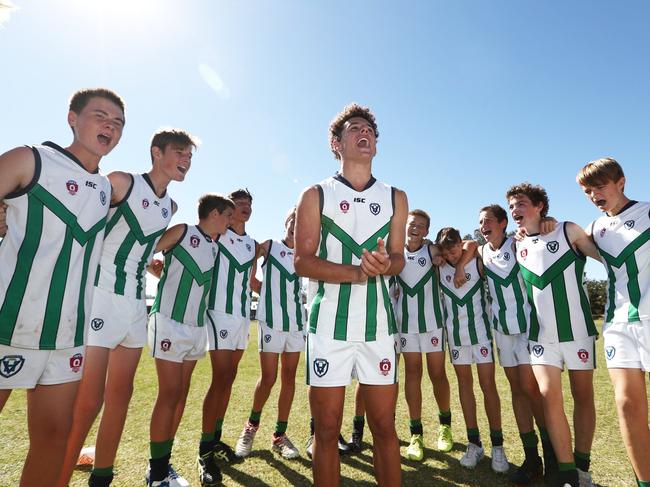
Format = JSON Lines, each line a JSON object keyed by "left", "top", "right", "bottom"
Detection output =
{"left": 0, "top": 355, "right": 25, "bottom": 378}
{"left": 431, "top": 336, "right": 439, "bottom": 346}
{"left": 69, "top": 353, "right": 83, "bottom": 373}
{"left": 100, "top": 190, "right": 107, "bottom": 206}
{"left": 451, "top": 349, "right": 460, "bottom": 360}
{"left": 520, "top": 248, "right": 528, "bottom": 259}
{"left": 624, "top": 220, "right": 635, "bottom": 230}
{"left": 546, "top": 241, "right": 559, "bottom": 253}
{"left": 340, "top": 200, "right": 350, "bottom": 213}
{"left": 379, "top": 358, "right": 391, "bottom": 376}
{"left": 418, "top": 257, "right": 426, "bottom": 267}
{"left": 162, "top": 208, "right": 169, "bottom": 219}
{"left": 190, "top": 235, "right": 200, "bottom": 248}
{"left": 264, "top": 334, "right": 272, "bottom": 343}
{"left": 142, "top": 198, "right": 150, "bottom": 209}
{"left": 160, "top": 339, "right": 171, "bottom": 352}
{"left": 577, "top": 349, "right": 589, "bottom": 363}
{"left": 532, "top": 344, "right": 544, "bottom": 357}
{"left": 66, "top": 180, "right": 79, "bottom": 195}
{"left": 480, "top": 346, "right": 489, "bottom": 357}
{"left": 91, "top": 318, "right": 104, "bottom": 331}
{"left": 369, "top": 203, "right": 381, "bottom": 215}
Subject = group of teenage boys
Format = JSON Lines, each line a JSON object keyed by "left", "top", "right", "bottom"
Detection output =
{"left": 0, "top": 88, "right": 648, "bottom": 487}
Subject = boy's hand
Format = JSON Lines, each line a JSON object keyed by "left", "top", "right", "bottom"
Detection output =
{"left": 539, "top": 216, "right": 558, "bottom": 236}
{"left": 361, "top": 238, "right": 391, "bottom": 277}
{"left": 454, "top": 267, "right": 467, "bottom": 288}
{"left": 0, "top": 202, "right": 7, "bottom": 238}
{"left": 513, "top": 227, "right": 527, "bottom": 241}
{"left": 147, "top": 258, "right": 164, "bottom": 278}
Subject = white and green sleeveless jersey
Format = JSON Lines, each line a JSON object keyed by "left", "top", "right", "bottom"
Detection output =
{"left": 95, "top": 173, "right": 173, "bottom": 299}
{"left": 208, "top": 228, "right": 256, "bottom": 318}
{"left": 481, "top": 236, "right": 535, "bottom": 336}
{"left": 396, "top": 244, "right": 444, "bottom": 334}
{"left": 0, "top": 142, "right": 110, "bottom": 350}
{"left": 591, "top": 201, "right": 650, "bottom": 324}
{"left": 308, "top": 174, "right": 396, "bottom": 342}
{"left": 150, "top": 225, "right": 216, "bottom": 327}
{"left": 439, "top": 259, "right": 492, "bottom": 347}
{"left": 257, "top": 240, "right": 303, "bottom": 332}
{"left": 516, "top": 223, "right": 598, "bottom": 343}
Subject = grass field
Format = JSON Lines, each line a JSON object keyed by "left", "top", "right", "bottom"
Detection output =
{"left": 0, "top": 321, "right": 646, "bottom": 486}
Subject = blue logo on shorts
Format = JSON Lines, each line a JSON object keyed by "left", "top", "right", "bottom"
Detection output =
{"left": 219, "top": 330, "right": 228, "bottom": 339}
{"left": 264, "top": 334, "right": 272, "bottom": 343}
{"left": 313, "top": 358, "right": 329, "bottom": 377}
{"left": 400, "top": 337, "right": 406, "bottom": 348}
{"left": 451, "top": 349, "right": 459, "bottom": 360}
{"left": 91, "top": 318, "right": 104, "bottom": 331}
{"left": 0, "top": 355, "right": 25, "bottom": 378}
{"left": 532, "top": 345, "right": 544, "bottom": 357}
{"left": 605, "top": 346, "right": 616, "bottom": 360}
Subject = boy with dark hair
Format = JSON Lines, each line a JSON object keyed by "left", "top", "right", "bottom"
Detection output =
{"left": 0, "top": 88, "right": 124, "bottom": 484}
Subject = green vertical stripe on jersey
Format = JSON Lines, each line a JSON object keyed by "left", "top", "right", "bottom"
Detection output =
{"left": 365, "top": 277, "right": 378, "bottom": 341}
{"left": 417, "top": 291, "right": 426, "bottom": 333}
{"left": 114, "top": 232, "right": 137, "bottom": 295}
{"left": 479, "top": 284, "right": 493, "bottom": 340}
{"left": 197, "top": 284, "right": 210, "bottom": 327}
{"left": 626, "top": 256, "right": 641, "bottom": 322}
{"left": 136, "top": 241, "right": 156, "bottom": 300}
{"left": 0, "top": 196, "right": 44, "bottom": 344}
{"left": 240, "top": 269, "right": 250, "bottom": 317}
{"left": 550, "top": 274, "right": 574, "bottom": 342}
{"left": 334, "top": 246, "right": 353, "bottom": 340}
{"left": 171, "top": 269, "right": 193, "bottom": 323}
{"left": 400, "top": 290, "right": 409, "bottom": 333}
{"left": 225, "top": 264, "right": 236, "bottom": 314}
{"left": 280, "top": 274, "right": 289, "bottom": 331}
{"left": 380, "top": 276, "right": 397, "bottom": 334}
{"left": 441, "top": 279, "right": 487, "bottom": 346}
{"left": 309, "top": 224, "right": 330, "bottom": 333}
{"left": 208, "top": 250, "right": 221, "bottom": 309}
{"left": 484, "top": 265, "right": 528, "bottom": 334}
{"left": 575, "top": 260, "right": 598, "bottom": 337}
{"left": 214, "top": 243, "right": 254, "bottom": 316}
{"left": 75, "top": 235, "right": 96, "bottom": 346}
{"left": 397, "top": 267, "right": 442, "bottom": 332}
{"left": 605, "top": 264, "right": 616, "bottom": 323}
{"left": 293, "top": 279, "right": 303, "bottom": 331}
{"left": 264, "top": 262, "right": 274, "bottom": 327}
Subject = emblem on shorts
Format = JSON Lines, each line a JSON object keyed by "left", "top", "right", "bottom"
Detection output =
{"left": 246, "top": 243, "right": 252, "bottom": 252}
{"left": 605, "top": 346, "right": 616, "bottom": 360}
{"left": 624, "top": 220, "right": 635, "bottom": 230}
{"left": 91, "top": 318, "right": 104, "bottom": 331}
{"left": 400, "top": 337, "right": 406, "bottom": 348}
{"left": 313, "top": 358, "right": 329, "bottom": 377}
{"left": 100, "top": 190, "right": 107, "bottom": 206}
{"left": 532, "top": 345, "right": 544, "bottom": 357}
{"left": 418, "top": 257, "right": 426, "bottom": 267}
{"left": 280, "top": 250, "right": 286, "bottom": 258}
{"left": 480, "top": 346, "right": 489, "bottom": 357}
{"left": 451, "top": 349, "right": 459, "bottom": 360}
{"left": 369, "top": 203, "right": 381, "bottom": 215}
{"left": 264, "top": 334, "right": 272, "bottom": 343}
{"left": 431, "top": 337, "right": 439, "bottom": 346}
{"left": 190, "top": 235, "right": 200, "bottom": 248}
{"left": 445, "top": 275, "right": 452, "bottom": 282}
{"left": 599, "top": 228, "right": 606, "bottom": 237}
{"left": 162, "top": 208, "right": 169, "bottom": 219}
{"left": 577, "top": 349, "right": 589, "bottom": 363}
{"left": 379, "top": 358, "right": 391, "bottom": 376}
{"left": 69, "top": 353, "right": 83, "bottom": 373}
{"left": 66, "top": 180, "right": 79, "bottom": 195}
{"left": 219, "top": 330, "right": 228, "bottom": 339}
{"left": 0, "top": 355, "right": 25, "bottom": 378}
{"left": 339, "top": 200, "right": 350, "bottom": 214}
{"left": 142, "top": 198, "right": 150, "bottom": 209}
{"left": 546, "top": 241, "right": 559, "bottom": 253}
{"left": 503, "top": 252, "right": 510, "bottom": 261}
{"left": 160, "top": 339, "right": 172, "bottom": 351}
{"left": 520, "top": 249, "right": 528, "bottom": 259}
{"left": 465, "top": 273, "right": 471, "bottom": 281}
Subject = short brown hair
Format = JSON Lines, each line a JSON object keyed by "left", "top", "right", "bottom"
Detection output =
{"left": 409, "top": 209, "right": 430, "bottom": 229}
{"left": 479, "top": 204, "right": 508, "bottom": 224}
{"left": 506, "top": 183, "right": 549, "bottom": 218}
{"left": 150, "top": 129, "right": 198, "bottom": 163}
{"left": 228, "top": 188, "right": 253, "bottom": 203}
{"left": 198, "top": 194, "right": 234, "bottom": 219}
{"left": 69, "top": 88, "right": 125, "bottom": 116}
{"left": 576, "top": 157, "right": 625, "bottom": 187}
{"left": 435, "top": 227, "right": 461, "bottom": 250}
{"left": 285, "top": 207, "right": 296, "bottom": 227}
{"left": 329, "top": 103, "right": 379, "bottom": 160}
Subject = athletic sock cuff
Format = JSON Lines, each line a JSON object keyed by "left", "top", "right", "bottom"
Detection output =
{"left": 558, "top": 462, "right": 576, "bottom": 472}
{"left": 91, "top": 466, "right": 114, "bottom": 477}
{"left": 519, "top": 430, "right": 538, "bottom": 448}
{"left": 275, "top": 421, "right": 288, "bottom": 434}
{"left": 249, "top": 410, "right": 262, "bottom": 422}
{"left": 150, "top": 440, "right": 173, "bottom": 459}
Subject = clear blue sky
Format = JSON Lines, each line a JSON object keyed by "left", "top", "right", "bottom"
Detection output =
{"left": 2, "top": 0, "right": 649, "bottom": 285}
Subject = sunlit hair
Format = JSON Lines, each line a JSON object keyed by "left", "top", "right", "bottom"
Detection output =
{"left": 505, "top": 182, "right": 549, "bottom": 218}
{"left": 285, "top": 207, "right": 296, "bottom": 227}
{"left": 198, "top": 194, "right": 234, "bottom": 219}
{"left": 409, "top": 209, "right": 430, "bottom": 230}
{"left": 329, "top": 103, "right": 379, "bottom": 160}
{"left": 150, "top": 128, "right": 199, "bottom": 163}
{"left": 576, "top": 157, "right": 625, "bottom": 188}
{"left": 228, "top": 188, "right": 253, "bottom": 203}
{"left": 479, "top": 204, "right": 508, "bottom": 225}
{"left": 435, "top": 227, "right": 462, "bottom": 250}
{"left": 69, "top": 88, "right": 125, "bottom": 116}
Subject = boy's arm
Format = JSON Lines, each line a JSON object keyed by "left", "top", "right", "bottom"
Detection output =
{"left": 250, "top": 239, "right": 270, "bottom": 294}
{"left": 454, "top": 240, "right": 479, "bottom": 288}
{"left": 294, "top": 186, "right": 366, "bottom": 283}
{"left": 0, "top": 147, "right": 37, "bottom": 238}
{"left": 107, "top": 171, "right": 132, "bottom": 205}
{"left": 147, "top": 224, "right": 186, "bottom": 277}
{"left": 566, "top": 221, "right": 602, "bottom": 262}
{"left": 0, "top": 202, "right": 6, "bottom": 237}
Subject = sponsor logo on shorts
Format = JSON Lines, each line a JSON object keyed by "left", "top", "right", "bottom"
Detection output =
{"left": 100, "top": 190, "right": 107, "bottom": 206}
{"left": 480, "top": 346, "right": 489, "bottom": 357}
{"left": 379, "top": 358, "right": 392, "bottom": 376}
{"left": 465, "top": 273, "right": 471, "bottom": 281}
{"left": 219, "top": 330, "right": 228, "bottom": 339}
{"left": 418, "top": 257, "right": 426, "bottom": 267}
{"left": 624, "top": 220, "right": 635, "bottom": 230}
{"left": 400, "top": 337, "right": 406, "bottom": 348}
{"left": 451, "top": 349, "right": 459, "bottom": 360}
{"left": 190, "top": 235, "right": 200, "bottom": 248}
{"left": 577, "top": 348, "right": 589, "bottom": 363}
{"left": 520, "top": 248, "right": 528, "bottom": 259}
{"left": 431, "top": 336, "right": 439, "bottom": 346}
{"left": 546, "top": 241, "right": 559, "bottom": 253}
{"left": 162, "top": 208, "right": 169, "bottom": 219}
{"left": 264, "top": 334, "right": 272, "bottom": 343}
{"left": 142, "top": 198, "right": 150, "bottom": 209}
{"left": 160, "top": 339, "right": 172, "bottom": 351}
{"left": 66, "top": 180, "right": 79, "bottom": 195}
{"left": 532, "top": 344, "right": 544, "bottom": 357}
{"left": 503, "top": 251, "right": 510, "bottom": 261}
{"left": 369, "top": 203, "right": 381, "bottom": 215}
{"left": 605, "top": 346, "right": 616, "bottom": 360}
{"left": 69, "top": 353, "right": 83, "bottom": 373}
{"left": 91, "top": 318, "right": 104, "bottom": 331}
{"left": 599, "top": 228, "right": 606, "bottom": 238}
{"left": 339, "top": 200, "right": 350, "bottom": 214}
{"left": 0, "top": 355, "right": 25, "bottom": 378}
{"left": 313, "top": 358, "right": 329, "bottom": 377}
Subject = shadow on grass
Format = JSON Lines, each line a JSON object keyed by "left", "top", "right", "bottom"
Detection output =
{"left": 223, "top": 450, "right": 312, "bottom": 486}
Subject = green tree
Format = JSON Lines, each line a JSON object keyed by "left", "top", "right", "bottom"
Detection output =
{"left": 585, "top": 279, "right": 607, "bottom": 318}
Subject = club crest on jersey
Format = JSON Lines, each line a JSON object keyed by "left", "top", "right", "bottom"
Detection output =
{"left": 264, "top": 334, "right": 272, "bottom": 343}
{"left": 465, "top": 273, "right": 471, "bottom": 281}
{"left": 379, "top": 358, "right": 392, "bottom": 376}
{"left": 546, "top": 241, "right": 559, "bottom": 253}
{"left": 445, "top": 275, "right": 452, "bottom": 282}
{"left": 66, "top": 180, "right": 79, "bottom": 195}
{"left": 162, "top": 208, "right": 169, "bottom": 219}
{"left": 0, "top": 355, "right": 25, "bottom": 378}
{"left": 190, "top": 235, "right": 200, "bottom": 248}
{"left": 624, "top": 220, "right": 635, "bottom": 230}
{"left": 280, "top": 250, "right": 286, "bottom": 258}
{"left": 577, "top": 349, "right": 589, "bottom": 363}
{"left": 605, "top": 346, "right": 616, "bottom": 360}
{"left": 418, "top": 257, "right": 426, "bottom": 267}
{"left": 599, "top": 228, "right": 606, "bottom": 238}
{"left": 480, "top": 346, "right": 489, "bottom": 357}
{"left": 100, "top": 190, "right": 107, "bottom": 206}
{"left": 451, "top": 349, "right": 459, "bottom": 360}
{"left": 142, "top": 198, "right": 150, "bottom": 209}
{"left": 340, "top": 200, "right": 350, "bottom": 213}
{"left": 369, "top": 203, "right": 381, "bottom": 215}
{"left": 313, "top": 358, "right": 329, "bottom": 377}
{"left": 503, "top": 252, "right": 510, "bottom": 261}
{"left": 160, "top": 339, "right": 172, "bottom": 352}
{"left": 431, "top": 336, "right": 439, "bottom": 347}
{"left": 219, "top": 330, "right": 228, "bottom": 339}
{"left": 532, "top": 344, "right": 544, "bottom": 357}
{"left": 520, "top": 248, "right": 528, "bottom": 259}
{"left": 91, "top": 318, "right": 104, "bottom": 331}
{"left": 246, "top": 243, "right": 252, "bottom": 252}
{"left": 69, "top": 353, "right": 83, "bottom": 373}
{"left": 400, "top": 337, "right": 406, "bottom": 348}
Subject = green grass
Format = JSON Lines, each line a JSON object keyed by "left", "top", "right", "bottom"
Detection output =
{"left": 0, "top": 321, "right": 646, "bottom": 486}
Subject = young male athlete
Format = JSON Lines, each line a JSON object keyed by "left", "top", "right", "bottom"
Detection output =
{"left": 234, "top": 207, "right": 303, "bottom": 459}
{"left": 436, "top": 227, "right": 508, "bottom": 473}
{"left": 56, "top": 129, "right": 197, "bottom": 487}
{"left": 294, "top": 103, "right": 408, "bottom": 486}
{"left": 576, "top": 158, "right": 650, "bottom": 487}
{"left": 147, "top": 194, "right": 234, "bottom": 487}
{"left": 507, "top": 183, "right": 600, "bottom": 487}
{"left": 395, "top": 209, "right": 453, "bottom": 461}
{"left": 200, "top": 188, "right": 257, "bottom": 463}
{"left": 0, "top": 88, "right": 124, "bottom": 485}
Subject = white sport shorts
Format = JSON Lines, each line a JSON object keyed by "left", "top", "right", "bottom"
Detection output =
{"left": 206, "top": 309, "right": 250, "bottom": 351}
{"left": 258, "top": 322, "right": 304, "bottom": 354}
{"left": 0, "top": 344, "right": 85, "bottom": 389}
{"left": 86, "top": 286, "right": 147, "bottom": 349}
{"left": 529, "top": 336, "right": 596, "bottom": 371}
{"left": 148, "top": 313, "right": 207, "bottom": 363}
{"left": 602, "top": 320, "right": 650, "bottom": 371}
